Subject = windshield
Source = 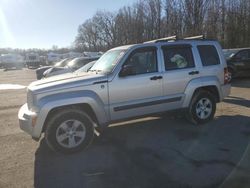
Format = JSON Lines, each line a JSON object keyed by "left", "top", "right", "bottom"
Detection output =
{"left": 89, "top": 50, "right": 125, "bottom": 73}
{"left": 54, "top": 59, "right": 70, "bottom": 67}
{"left": 66, "top": 58, "right": 96, "bottom": 70}
{"left": 66, "top": 58, "right": 79, "bottom": 68}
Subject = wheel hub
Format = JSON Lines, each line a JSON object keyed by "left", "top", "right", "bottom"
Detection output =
{"left": 56, "top": 119, "right": 86, "bottom": 148}
{"left": 196, "top": 98, "right": 212, "bottom": 119}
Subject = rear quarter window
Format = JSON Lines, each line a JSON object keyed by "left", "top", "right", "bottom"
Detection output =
{"left": 197, "top": 45, "right": 220, "bottom": 66}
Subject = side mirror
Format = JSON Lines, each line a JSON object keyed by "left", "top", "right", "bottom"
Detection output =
{"left": 119, "top": 65, "right": 136, "bottom": 77}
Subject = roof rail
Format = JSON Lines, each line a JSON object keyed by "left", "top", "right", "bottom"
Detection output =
{"left": 143, "top": 35, "right": 206, "bottom": 44}
{"left": 144, "top": 35, "right": 177, "bottom": 43}
{"left": 184, "top": 35, "right": 204, "bottom": 40}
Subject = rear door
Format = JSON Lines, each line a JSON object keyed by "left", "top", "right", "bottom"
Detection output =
{"left": 161, "top": 44, "right": 199, "bottom": 109}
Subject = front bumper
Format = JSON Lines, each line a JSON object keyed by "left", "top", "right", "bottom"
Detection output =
{"left": 18, "top": 103, "right": 39, "bottom": 139}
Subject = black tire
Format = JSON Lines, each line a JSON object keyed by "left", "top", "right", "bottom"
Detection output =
{"left": 186, "top": 90, "right": 216, "bottom": 125}
{"left": 45, "top": 108, "right": 95, "bottom": 154}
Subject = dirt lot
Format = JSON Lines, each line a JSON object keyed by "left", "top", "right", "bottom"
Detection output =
{"left": 0, "top": 68, "right": 250, "bottom": 188}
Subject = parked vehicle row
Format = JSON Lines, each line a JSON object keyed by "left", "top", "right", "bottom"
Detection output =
{"left": 0, "top": 54, "right": 25, "bottom": 70}
{"left": 25, "top": 53, "right": 44, "bottom": 68}
{"left": 35, "top": 56, "right": 99, "bottom": 79}
{"left": 43, "top": 56, "right": 99, "bottom": 78}
{"left": 0, "top": 51, "right": 102, "bottom": 71}
{"left": 19, "top": 36, "right": 231, "bottom": 154}
{"left": 35, "top": 58, "right": 73, "bottom": 80}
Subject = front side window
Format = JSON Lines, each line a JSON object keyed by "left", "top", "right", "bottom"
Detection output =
{"left": 123, "top": 48, "right": 158, "bottom": 75}
{"left": 198, "top": 45, "right": 220, "bottom": 66}
{"left": 162, "top": 46, "right": 194, "bottom": 70}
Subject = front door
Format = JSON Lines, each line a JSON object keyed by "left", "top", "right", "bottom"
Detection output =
{"left": 108, "top": 47, "right": 164, "bottom": 121}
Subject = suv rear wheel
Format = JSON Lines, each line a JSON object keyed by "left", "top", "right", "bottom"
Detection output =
{"left": 45, "top": 108, "right": 94, "bottom": 154}
{"left": 186, "top": 90, "right": 216, "bottom": 125}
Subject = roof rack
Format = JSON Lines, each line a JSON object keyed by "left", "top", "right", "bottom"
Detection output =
{"left": 184, "top": 35, "right": 204, "bottom": 40}
{"left": 144, "top": 35, "right": 177, "bottom": 43}
{"left": 143, "top": 35, "right": 206, "bottom": 44}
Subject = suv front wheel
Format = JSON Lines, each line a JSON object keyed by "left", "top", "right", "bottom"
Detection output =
{"left": 186, "top": 90, "right": 216, "bottom": 125}
{"left": 45, "top": 108, "right": 95, "bottom": 154}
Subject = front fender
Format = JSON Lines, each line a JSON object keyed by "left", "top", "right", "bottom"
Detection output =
{"left": 33, "top": 90, "right": 109, "bottom": 138}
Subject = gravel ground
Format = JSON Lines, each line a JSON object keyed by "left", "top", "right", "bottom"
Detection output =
{"left": 0, "top": 68, "right": 249, "bottom": 188}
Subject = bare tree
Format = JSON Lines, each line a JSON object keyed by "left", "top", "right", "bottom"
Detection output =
{"left": 74, "top": 0, "right": 250, "bottom": 51}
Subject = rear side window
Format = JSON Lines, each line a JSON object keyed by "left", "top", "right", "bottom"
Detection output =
{"left": 198, "top": 45, "right": 220, "bottom": 66}
{"left": 162, "top": 46, "right": 194, "bottom": 71}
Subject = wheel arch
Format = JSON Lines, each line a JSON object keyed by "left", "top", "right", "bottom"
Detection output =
{"left": 33, "top": 92, "right": 109, "bottom": 138}
{"left": 42, "top": 103, "right": 98, "bottom": 132}
{"left": 192, "top": 86, "right": 220, "bottom": 103}
{"left": 182, "top": 77, "right": 221, "bottom": 108}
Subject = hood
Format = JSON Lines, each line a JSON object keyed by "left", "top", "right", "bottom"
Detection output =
{"left": 28, "top": 72, "right": 107, "bottom": 93}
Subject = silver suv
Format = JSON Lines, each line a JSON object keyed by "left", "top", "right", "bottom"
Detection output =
{"left": 18, "top": 36, "right": 231, "bottom": 153}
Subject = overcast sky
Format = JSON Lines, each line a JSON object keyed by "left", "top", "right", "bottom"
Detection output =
{"left": 0, "top": 0, "right": 137, "bottom": 49}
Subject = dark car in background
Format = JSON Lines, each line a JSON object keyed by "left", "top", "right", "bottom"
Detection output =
{"left": 36, "top": 58, "right": 72, "bottom": 80}
{"left": 43, "top": 56, "right": 99, "bottom": 78}
{"left": 223, "top": 48, "right": 250, "bottom": 81}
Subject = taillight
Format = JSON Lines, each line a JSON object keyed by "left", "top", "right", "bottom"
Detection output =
{"left": 224, "top": 67, "right": 230, "bottom": 84}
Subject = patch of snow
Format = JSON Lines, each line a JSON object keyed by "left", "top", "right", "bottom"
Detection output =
{"left": 0, "top": 84, "right": 26, "bottom": 90}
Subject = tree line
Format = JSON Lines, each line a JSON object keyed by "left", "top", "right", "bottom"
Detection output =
{"left": 0, "top": 47, "right": 71, "bottom": 56}
{"left": 75, "top": 0, "right": 250, "bottom": 52}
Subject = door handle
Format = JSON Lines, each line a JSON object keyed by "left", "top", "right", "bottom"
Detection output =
{"left": 188, "top": 71, "right": 199, "bottom": 75}
{"left": 150, "top": 76, "right": 163, "bottom": 80}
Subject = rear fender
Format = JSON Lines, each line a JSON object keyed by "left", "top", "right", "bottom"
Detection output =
{"left": 182, "top": 77, "right": 221, "bottom": 108}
